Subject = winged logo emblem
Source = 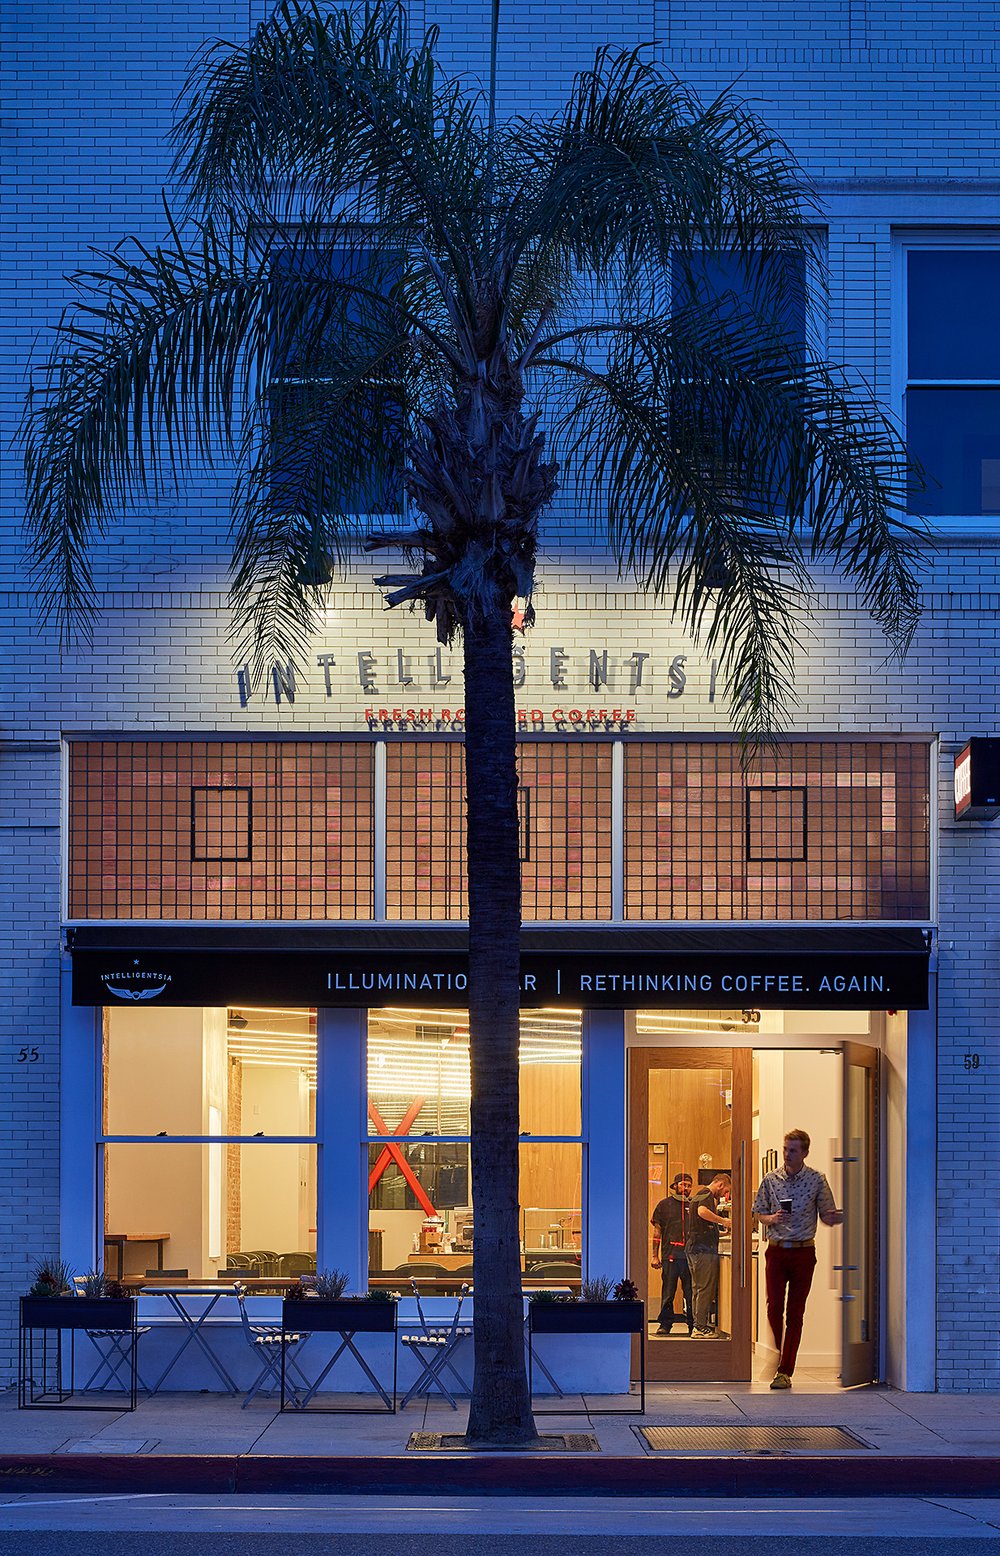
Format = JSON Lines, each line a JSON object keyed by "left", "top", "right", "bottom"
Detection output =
{"left": 102, "top": 980, "right": 168, "bottom": 1001}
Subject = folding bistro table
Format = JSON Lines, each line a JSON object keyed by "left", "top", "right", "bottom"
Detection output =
{"left": 133, "top": 1282, "right": 241, "bottom": 1394}
{"left": 280, "top": 1297, "right": 398, "bottom": 1412}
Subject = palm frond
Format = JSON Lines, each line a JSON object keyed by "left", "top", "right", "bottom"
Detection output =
{"left": 535, "top": 308, "right": 921, "bottom": 736}
{"left": 23, "top": 0, "right": 927, "bottom": 742}
{"left": 22, "top": 218, "right": 277, "bottom": 643}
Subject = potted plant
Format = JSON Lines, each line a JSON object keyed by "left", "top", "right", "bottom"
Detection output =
{"left": 527, "top": 1276, "right": 644, "bottom": 1334}
{"left": 21, "top": 1261, "right": 137, "bottom": 1331}
{"left": 283, "top": 1269, "right": 397, "bottom": 1333}
{"left": 20, "top": 1262, "right": 142, "bottom": 1410}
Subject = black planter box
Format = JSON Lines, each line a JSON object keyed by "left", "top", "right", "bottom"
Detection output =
{"left": 19, "top": 1296, "right": 139, "bottom": 1411}
{"left": 528, "top": 1300, "right": 645, "bottom": 1415}
{"left": 20, "top": 1296, "right": 135, "bottom": 1331}
{"left": 529, "top": 1300, "right": 644, "bottom": 1335}
{"left": 282, "top": 1297, "right": 397, "bottom": 1333}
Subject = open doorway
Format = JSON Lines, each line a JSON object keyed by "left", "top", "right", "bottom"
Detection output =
{"left": 752, "top": 1049, "right": 843, "bottom": 1386}
{"left": 629, "top": 1014, "right": 883, "bottom": 1387}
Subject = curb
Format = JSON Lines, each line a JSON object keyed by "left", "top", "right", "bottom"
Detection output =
{"left": 0, "top": 1455, "right": 998, "bottom": 1497}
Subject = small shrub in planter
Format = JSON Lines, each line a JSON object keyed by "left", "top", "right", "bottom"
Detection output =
{"left": 26, "top": 1256, "right": 73, "bottom": 1299}
{"left": 528, "top": 1274, "right": 644, "bottom": 1334}
{"left": 282, "top": 1289, "right": 398, "bottom": 1332}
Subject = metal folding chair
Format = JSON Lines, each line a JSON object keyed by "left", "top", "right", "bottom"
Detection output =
{"left": 400, "top": 1281, "right": 472, "bottom": 1409}
{"left": 234, "top": 1282, "right": 310, "bottom": 1408}
{"left": 73, "top": 1280, "right": 152, "bottom": 1396}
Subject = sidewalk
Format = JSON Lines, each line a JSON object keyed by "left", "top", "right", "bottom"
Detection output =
{"left": 2, "top": 1382, "right": 999, "bottom": 1497}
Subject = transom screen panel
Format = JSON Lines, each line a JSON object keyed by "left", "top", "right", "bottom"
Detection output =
{"left": 68, "top": 740, "right": 375, "bottom": 920}
{"left": 384, "top": 741, "right": 614, "bottom": 920}
{"left": 624, "top": 741, "right": 930, "bottom": 920}
{"left": 68, "top": 737, "right": 930, "bottom": 923}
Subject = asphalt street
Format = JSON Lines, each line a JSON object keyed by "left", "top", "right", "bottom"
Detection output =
{"left": 1, "top": 1494, "right": 1000, "bottom": 1550}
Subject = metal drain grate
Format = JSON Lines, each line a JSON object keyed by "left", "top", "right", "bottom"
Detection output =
{"left": 639, "top": 1425, "right": 869, "bottom": 1453}
{"left": 408, "top": 1432, "right": 599, "bottom": 1452}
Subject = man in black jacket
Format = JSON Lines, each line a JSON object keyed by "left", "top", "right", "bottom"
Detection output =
{"left": 650, "top": 1172, "right": 694, "bottom": 1335}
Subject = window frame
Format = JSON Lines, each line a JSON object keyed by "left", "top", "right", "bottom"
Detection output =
{"left": 97, "top": 1004, "right": 320, "bottom": 1283}
{"left": 894, "top": 228, "right": 1000, "bottom": 533}
{"left": 363, "top": 1006, "right": 587, "bottom": 1286}
{"left": 267, "top": 237, "right": 407, "bottom": 522}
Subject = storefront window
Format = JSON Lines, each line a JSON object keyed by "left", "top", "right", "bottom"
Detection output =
{"left": 366, "top": 1007, "right": 583, "bottom": 1283}
{"left": 101, "top": 1006, "right": 317, "bottom": 1279}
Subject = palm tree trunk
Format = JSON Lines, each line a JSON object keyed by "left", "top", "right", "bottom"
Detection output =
{"left": 463, "top": 599, "right": 538, "bottom": 1444}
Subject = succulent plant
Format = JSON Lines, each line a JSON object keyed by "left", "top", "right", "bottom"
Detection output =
{"left": 613, "top": 1277, "right": 640, "bottom": 1302}
{"left": 284, "top": 1280, "right": 308, "bottom": 1301}
{"left": 79, "top": 1268, "right": 110, "bottom": 1297}
{"left": 27, "top": 1256, "right": 73, "bottom": 1297}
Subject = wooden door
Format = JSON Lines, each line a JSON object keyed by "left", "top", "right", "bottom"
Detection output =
{"left": 630, "top": 1047, "right": 752, "bottom": 1382}
{"left": 840, "top": 1041, "right": 879, "bottom": 1386}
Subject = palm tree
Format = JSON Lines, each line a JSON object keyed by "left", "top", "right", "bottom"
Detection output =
{"left": 22, "top": 0, "right": 922, "bottom": 1442}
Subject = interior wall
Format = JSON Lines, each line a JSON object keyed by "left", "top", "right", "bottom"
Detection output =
{"left": 239, "top": 1064, "right": 310, "bottom": 1254}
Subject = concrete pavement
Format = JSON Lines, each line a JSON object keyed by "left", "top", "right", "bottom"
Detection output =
{"left": 0, "top": 1381, "right": 999, "bottom": 1498}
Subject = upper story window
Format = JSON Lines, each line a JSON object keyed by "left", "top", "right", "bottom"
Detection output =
{"left": 269, "top": 246, "right": 404, "bottom": 519}
{"left": 670, "top": 250, "right": 809, "bottom": 513}
{"left": 904, "top": 245, "right": 1000, "bottom": 519}
{"left": 671, "top": 251, "right": 808, "bottom": 360}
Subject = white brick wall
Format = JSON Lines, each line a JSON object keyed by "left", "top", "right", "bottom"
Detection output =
{"left": 3, "top": 0, "right": 1000, "bottom": 1387}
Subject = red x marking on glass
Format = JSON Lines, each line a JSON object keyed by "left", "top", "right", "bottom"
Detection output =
{"left": 368, "top": 1098, "right": 437, "bottom": 1216}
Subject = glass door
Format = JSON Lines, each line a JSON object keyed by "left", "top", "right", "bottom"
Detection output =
{"left": 840, "top": 1041, "right": 879, "bottom": 1386}
{"left": 629, "top": 1047, "right": 752, "bottom": 1382}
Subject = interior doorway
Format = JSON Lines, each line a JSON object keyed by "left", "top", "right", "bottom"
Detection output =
{"left": 629, "top": 1028, "right": 881, "bottom": 1387}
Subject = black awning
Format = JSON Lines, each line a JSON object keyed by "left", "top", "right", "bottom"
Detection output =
{"left": 68, "top": 923, "right": 931, "bottom": 1010}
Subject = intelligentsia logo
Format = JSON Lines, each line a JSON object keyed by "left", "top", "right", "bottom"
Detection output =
{"left": 101, "top": 958, "right": 172, "bottom": 1001}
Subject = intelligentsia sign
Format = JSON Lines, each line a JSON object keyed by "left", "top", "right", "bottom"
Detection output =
{"left": 73, "top": 947, "right": 929, "bottom": 1010}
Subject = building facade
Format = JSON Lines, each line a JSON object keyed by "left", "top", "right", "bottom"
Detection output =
{"left": 3, "top": 0, "right": 1000, "bottom": 1392}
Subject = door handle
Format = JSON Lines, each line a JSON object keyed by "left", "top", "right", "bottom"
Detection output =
{"left": 738, "top": 1139, "right": 747, "bottom": 1289}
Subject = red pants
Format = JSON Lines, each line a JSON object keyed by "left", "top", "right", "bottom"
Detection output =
{"left": 764, "top": 1243, "right": 816, "bottom": 1376}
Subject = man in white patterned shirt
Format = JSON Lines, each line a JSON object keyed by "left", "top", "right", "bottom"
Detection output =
{"left": 752, "top": 1128, "right": 843, "bottom": 1390}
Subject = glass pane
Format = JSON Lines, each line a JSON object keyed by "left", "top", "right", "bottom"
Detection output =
{"left": 368, "top": 1141, "right": 472, "bottom": 1280}
{"left": 520, "top": 1143, "right": 582, "bottom": 1286}
{"left": 366, "top": 1007, "right": 582, "bottom": 1138}
{"left": 104, "top": 1143, "right": 316, "bottom": 1280}
{"left": 367, "top": 1140, "right": 583, "bottom": 1286}
{"left": 519, "top": 1011, "right": 582, "bottom": 1137}
{"left": 384, "top": 742, "right": 614, "bottom": 922}
{"left": 908, "top": 250, "right": 1000, "bottom": 380}
{"left": 647, "top": 1065, "right": 733, "bottom": 1342}
{"left": 672, "top": 251, "right": 807, "bottom": 358}
{"left": 104, "top": 1005, "right": 316, "bottom": 1137}
{"left": 624, "top": 740, "right": 930, "bottom": 920}
{"left": 518, "top": 744, "right": 614, "bottom": 920}
{"left": 906, "top": 386, "right": 1000, "bottom": 515}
